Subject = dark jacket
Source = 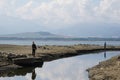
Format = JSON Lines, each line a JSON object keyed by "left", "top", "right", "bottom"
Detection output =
{"left": 32, "top": 43, "right": 37, "bottom": 50}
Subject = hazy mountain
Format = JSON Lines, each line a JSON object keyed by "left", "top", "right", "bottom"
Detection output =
{"left": 0, "top": 31, "right": 66, "bottom": 38}
{"left": 0, "top": 31, "right": 120, "bottom": 41}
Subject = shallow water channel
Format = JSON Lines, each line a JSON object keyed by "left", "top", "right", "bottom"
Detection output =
{"left": 0, "top": 51, "right": 120, "bottom": 80}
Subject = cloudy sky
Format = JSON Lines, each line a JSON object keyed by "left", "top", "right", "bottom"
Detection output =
{"left": 0, "top": 0, "right": 120, "bottom": 37}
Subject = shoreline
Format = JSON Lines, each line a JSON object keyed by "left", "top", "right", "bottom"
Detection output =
{"left": 0, "top": 44, "right": 120, "bottom": 61}
{"left": 87, "top": 55, "right": 120, "bottom": 80}
{"left": 0, "top": 44, "right": 120, "bottom": 77}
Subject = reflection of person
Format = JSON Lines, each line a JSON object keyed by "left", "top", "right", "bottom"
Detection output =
{"left": 31, "top": 69, "right": 36, "bottom": 80}
{"left": 104, "top": 52, "right": 106, "bottom": 58}
{"left": 32, "top": 41, "right": 37, "bottom": 57}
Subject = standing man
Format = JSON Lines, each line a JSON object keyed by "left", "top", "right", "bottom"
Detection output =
{"left": 104, "top": 42, "right": 107, "bottom": 58}
{"left": 104, "top": 42, "right": 106, "bottom": 50}
{"left": 32, "top": 41, "right": 37, "bottom": 57}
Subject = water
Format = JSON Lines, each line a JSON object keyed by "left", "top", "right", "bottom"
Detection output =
{"left": 0, "top": 40, "right": 120, "bottom": 46}
{"left": 0, "top": 51, "right": 120, "bottom": 80}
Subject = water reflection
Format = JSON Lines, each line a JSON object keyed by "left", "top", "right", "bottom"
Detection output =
{"left": 0, "top": 62, "right": 43, "bottom": 78}
{"left": 33, "top": 51, "right": 120, "bottom": 80}
{"left": 31, "top": 69, "right": 36, "bottom": 80}
{"left": 104, "top": 52, "right": 107, "bottom": 58}
{"left": 104, "top": 42, "right": 107, "bottom": 59}
{"left": 0, "top": 51, "right": 120, "bottom": 80}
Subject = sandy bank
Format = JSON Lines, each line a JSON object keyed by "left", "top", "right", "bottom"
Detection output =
{"left": 0, "top": 44, "right": 120, "bottom": 57}
{"left": 87, "top": 55, "right": 120, "bottom": 80}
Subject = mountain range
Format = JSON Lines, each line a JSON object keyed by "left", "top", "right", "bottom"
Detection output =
{"left": 0, "top": 31, "right": 120, "bottom": 41}
{"left": 0, "top": 31, "right": 65, "bottom": 38}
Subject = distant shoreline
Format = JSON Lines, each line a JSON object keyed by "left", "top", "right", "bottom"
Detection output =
{"left": 0, "top": 37, "right": 120, "bottom": 41}
{"left": 0, "top": 44, "right": 120, "bottom": 60}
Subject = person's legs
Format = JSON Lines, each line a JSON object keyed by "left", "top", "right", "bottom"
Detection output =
{"left": 32, "top": 49, "right": 35, "bottom": 57}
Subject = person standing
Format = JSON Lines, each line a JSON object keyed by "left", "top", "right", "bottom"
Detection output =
{"left": 32, "top": 41, "right": 37, "bottom": 57}
{"left": 104, "top": 42, "right": 106, "bottom": 50}
{"left": 104, "top": 42, "right": 107, "bottom": 58}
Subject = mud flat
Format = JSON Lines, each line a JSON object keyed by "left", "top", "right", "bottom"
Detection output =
{"left": 87, "top": 55, "right": 120, "bottom": 80}
{"left": 0, "top": 44, "right": 120, "bottom": 71}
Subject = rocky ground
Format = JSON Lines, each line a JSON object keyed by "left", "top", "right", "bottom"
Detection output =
{"left": 87, "top": 55, "right": 120, "bottom": 80}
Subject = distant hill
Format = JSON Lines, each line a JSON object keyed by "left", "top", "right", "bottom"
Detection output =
{"left": 0, "top": 31, "right": 64, "bottom": 38}
{"left": 0, "top": 31, "right": 120, "bottom": 41}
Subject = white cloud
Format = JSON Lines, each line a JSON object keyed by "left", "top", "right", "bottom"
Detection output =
{"left": 34, "top": 58, "right": 86, "bottom": 80}
{"left": 0, "top": 0, "right": 120, "bottom": 27}
{"left": 0, "top": 0, "right": 5, "bottom": 8}
{"left": 14, "top": 0, "right": 91, "bottom": 26}
{"left": 16, "top": 0, "right": 33, "bottom": 19}
{"left": 94, "top": 0, "right": 120, "bottom": 23}
{"left": 0, "top": 0, "right": 16, "bottom": 16}
{"left": 0, "top": 0, "right": 7, "bottom": 12}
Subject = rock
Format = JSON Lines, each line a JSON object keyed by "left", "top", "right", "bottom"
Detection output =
{"left": 7, "top": 53, "right": 27, "bottom": 60}
{"left": 13, "top": 57, "right": 43, "bottom": 67}
{"left": 118, "top": 56, "right": 120, "bottom": 60}
{"left": 7, "top": 53, "right": 16, "bottom": 60}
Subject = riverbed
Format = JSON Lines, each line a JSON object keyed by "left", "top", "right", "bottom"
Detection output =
{"left": 0, "top": 51, "right": 120, "bottom": 80}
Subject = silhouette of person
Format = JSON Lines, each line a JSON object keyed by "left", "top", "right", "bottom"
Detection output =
{"left": 104, "top": 42, "right": 106, "bottom": 50}
{"left": 31, "top": 69, "right": 36, "bottom": 80}
{"left": 104, "top": 42, "right": 107, "bottom": 58}
{"left": 32, "top": 41, "right": 37, "bottom": 57}
{"left": 104, "top": 52, "right": 106, "bottom": 58}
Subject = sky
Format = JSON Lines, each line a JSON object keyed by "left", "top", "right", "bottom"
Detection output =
{"left": 0, "top": 0, "right": 120, "bottom": 37}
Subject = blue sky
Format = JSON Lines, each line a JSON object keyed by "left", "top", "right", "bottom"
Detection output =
{"left": 0, "top": 0, "right": 120, "bottom": 37}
